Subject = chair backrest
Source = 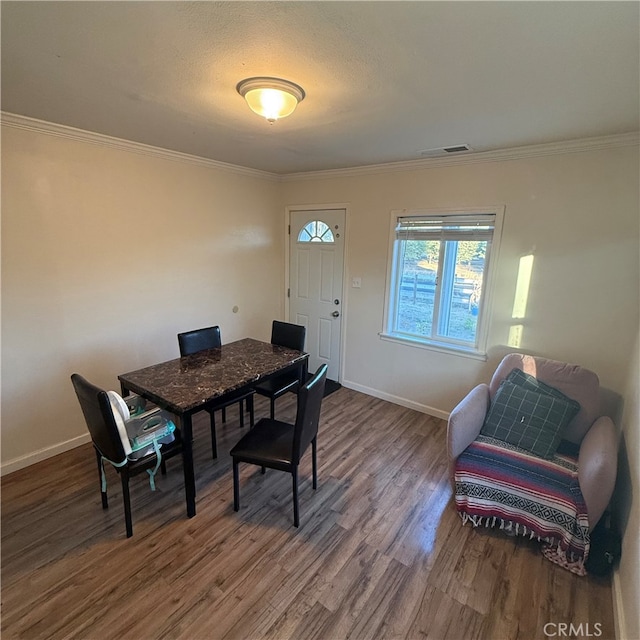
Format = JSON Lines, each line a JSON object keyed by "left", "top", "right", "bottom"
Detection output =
{"left": 292, "top": 364, "right": 327, "bottom": 464}
{"left": 271, "top": 320, "right": 306, "bottom": 351}
{"left": 70, "top": 373, "right": 126, "bottom": 462}
{"left": 178, "top": 325, "right": 222, "bottom": 356}
{"left": 489, "top": 353, "right": 601, "bottom": 444}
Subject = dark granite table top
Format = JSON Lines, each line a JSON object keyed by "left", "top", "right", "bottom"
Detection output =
{"left": 118, "top": 338, "right": 308, "bottom": 414}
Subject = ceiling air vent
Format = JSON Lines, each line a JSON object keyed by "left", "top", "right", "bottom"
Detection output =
{"left": 419, "top": 144, "right": 473, "bottom": 157}
{"left": 443, "top": 144, "right": 472, "bottom": 153}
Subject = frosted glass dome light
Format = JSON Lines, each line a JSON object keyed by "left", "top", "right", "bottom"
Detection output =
{"left": 237, "top": 77, "right": 305, "bottom": 123}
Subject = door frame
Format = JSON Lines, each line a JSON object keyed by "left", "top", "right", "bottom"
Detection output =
{"left": 284, "top": 203, "right": 350, "bottom": 383}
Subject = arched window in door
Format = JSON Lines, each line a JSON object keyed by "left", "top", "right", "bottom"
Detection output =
{"left": 297, "top": 220, "right": 335, "bottom": 243}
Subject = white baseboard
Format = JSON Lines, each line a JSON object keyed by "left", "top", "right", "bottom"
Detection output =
{"left": 612, "top": 569, "right": 626, "bottom": 640}
{"left": 1, "top": 433, "right": 91, "bottom": 477}
{"left": 341, "top": 379, "right": 450, "bottom": 421}
{"left": 1, "top": 382, "right": 446, "bottom": 476}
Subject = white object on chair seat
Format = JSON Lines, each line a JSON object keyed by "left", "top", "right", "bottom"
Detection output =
{"left": 107, "top": 391, "right": 132, "bottom": 455}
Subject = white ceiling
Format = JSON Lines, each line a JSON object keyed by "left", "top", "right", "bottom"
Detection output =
{"left": 2, "top": 1, "right": 639, "bottom": 175}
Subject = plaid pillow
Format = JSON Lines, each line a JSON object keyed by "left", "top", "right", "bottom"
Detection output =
{"left": 480, "top": 369, "right": 580, "bottom": 459}
{"left": 505, "top": 367, "right": 577, "bottom": 403}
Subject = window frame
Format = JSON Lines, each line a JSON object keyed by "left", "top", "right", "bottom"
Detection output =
{"left": 381, "top": 206, "right": 504, "bottom": 359}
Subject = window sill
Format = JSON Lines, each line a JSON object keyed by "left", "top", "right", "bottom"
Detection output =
{"left": 378, "top": 332, "right": 488, "bottom": 361}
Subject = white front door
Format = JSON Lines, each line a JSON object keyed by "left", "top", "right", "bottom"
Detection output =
{"left": 289, "top": 209, "right": 345, "bottom": 381}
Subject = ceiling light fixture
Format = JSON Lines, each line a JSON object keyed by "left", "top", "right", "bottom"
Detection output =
{"left": 236, "top": 77, "right": 305, "bottom": 123}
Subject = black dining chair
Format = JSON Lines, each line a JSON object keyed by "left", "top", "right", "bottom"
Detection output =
{"left": 177, "top": 325, "right": 255, "bottom": 458}
{"left": 253, "top": 320, "right": 307, "bottom": 419}
{"left": 231, "top": 364, "right": 327, "bottom": 527}
{"left": 70, "top": 373, "right": 183, "bottom": 538}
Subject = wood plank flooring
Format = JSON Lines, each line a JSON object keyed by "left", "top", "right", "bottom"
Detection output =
{"left": 1, "top": 388, "right": 615, "bottom": 639}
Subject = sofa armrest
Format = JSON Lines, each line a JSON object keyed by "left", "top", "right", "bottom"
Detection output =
{"left": 447, "top": 383, "right": 490, "bottom": 462}
{"left": 578, "top": 416, "right": 618, "bottom": 529}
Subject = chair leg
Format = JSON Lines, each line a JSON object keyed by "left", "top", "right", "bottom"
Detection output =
{"left": 121, "top": 470, "right": 133, "bottom": 538}
{"left": 292, "top": 466, "right": 299, "bottom": 527}
{"left": 222, "top": 407, "right": 227, "bottom": 423}
{"left": 209, "top": 411, "right": 218, "bottom": 459}
{"left": 270, "top": 397, "right": 276, "bottom": 420}
{"left": 96, "top": 448, "right": 108, "bottom": 509}
{"left": 248, "top": 395, "right": 255, "bottom": 428}
{"left": 233, "top": 459, "right": 240, "bottom": 512}
{"left": 312, "top": 438, "right": 318, "bottom": 490}
{"left": 239, "top": 401, "right": 245, "bottom": 428}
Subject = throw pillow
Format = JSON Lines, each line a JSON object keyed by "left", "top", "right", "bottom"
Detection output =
{"left": 481, "top": 372, "right": 580, "bottom": 459}
{"left": 506, "top": 367, "right": 577, "bottom": 403}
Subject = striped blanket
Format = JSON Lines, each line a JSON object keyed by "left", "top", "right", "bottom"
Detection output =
{"left": 454, "top": 435, "right": 590, "bottom": 575}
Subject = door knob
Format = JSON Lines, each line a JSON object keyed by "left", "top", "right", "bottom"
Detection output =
{"left": 332, "top": 311, "right": 340, "bottom": 318}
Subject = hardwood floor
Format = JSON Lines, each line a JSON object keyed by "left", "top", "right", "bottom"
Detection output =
{"left": 1, "top": 388, "right": 615, "bottom": 639}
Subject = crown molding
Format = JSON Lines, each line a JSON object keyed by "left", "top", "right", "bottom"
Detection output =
{"left": 3, "top": 111, "right": 637, "bottom": 182}
{"left": 281, "top": 132, "right": 640, "bottom": 182}
{"left": 0, "top": 111, "right": 280, "bottom": 182}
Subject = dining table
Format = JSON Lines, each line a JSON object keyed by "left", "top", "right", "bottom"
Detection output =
{"left": 118, "top": 337, "right": 309, "bottom": 518}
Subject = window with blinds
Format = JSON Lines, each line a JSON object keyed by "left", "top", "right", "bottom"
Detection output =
{"left": 383, "top": 208, "right": 503, "bottom": 356}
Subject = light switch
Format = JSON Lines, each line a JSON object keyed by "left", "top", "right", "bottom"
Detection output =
{"left": 352, "top": 277, "right": 362, "bottom": 288}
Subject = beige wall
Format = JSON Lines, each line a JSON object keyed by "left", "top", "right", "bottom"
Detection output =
{"left": 615, "top": 327, "right": 640, "bottom": 640}
{"left": 280, "top": 147, "right": 639, "bottom": 413}
{"left": 2, "top": 126, "right": 638, "bottom": 481}
{"left": 1, "top": 125, "right": 282, "bottom": 469}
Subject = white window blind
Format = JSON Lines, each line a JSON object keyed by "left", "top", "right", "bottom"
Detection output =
{"left": 395, "top": 214, "right": 496, "bottom": 241}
